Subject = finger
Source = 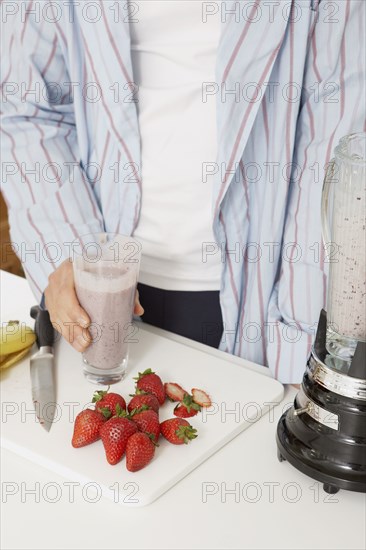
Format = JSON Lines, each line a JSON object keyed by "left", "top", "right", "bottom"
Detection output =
{"left": 134, "top": 290, "right": 144, "bottom": 316}
{"left": 48, "top": 261, "right": 91, "bottom": 328}
{"left": 52, "top": 288, "right": 90, "bottom": 329}
{"left": 47, "top": 292, "right": 91, "bottom": 349}
{"left": 52, "top": 314, "right": 92, "bottom": 352}
{"left": 72, "top": 326, "right": 92, "bottom": 352}
{"left": 67, "top": 288, "right": 91, "bottom": 328}
{"left": 67, "top": 322, "right": 92, "bottom": 352}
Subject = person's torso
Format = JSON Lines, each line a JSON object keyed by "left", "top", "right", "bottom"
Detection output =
{"left": 129, "top": 0, "right": 222, "bottom": 290}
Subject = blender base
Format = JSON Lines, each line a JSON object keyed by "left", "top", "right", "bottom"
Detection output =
{"left": 276, "top": 411, "right": 366, "bottom": 494}
{"left": 276, "top": 310, "right": 366, "bottom": 495}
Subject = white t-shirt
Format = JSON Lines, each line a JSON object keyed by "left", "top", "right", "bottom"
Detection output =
{"left": 130, "top": 0, "right": 222, "bottom": 291}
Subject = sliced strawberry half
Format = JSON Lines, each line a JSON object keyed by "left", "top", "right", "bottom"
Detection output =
{"left": 191, "top": 388, "right": 212, "bottom": 408}
{"left": 173, "top": 404, "right": 199, "bottom": 418}
{"left": 173, "top": 394, "right": 201, "bottom": 418}
{"left": 164, "top": 382, "right": 188, "bottom": 402}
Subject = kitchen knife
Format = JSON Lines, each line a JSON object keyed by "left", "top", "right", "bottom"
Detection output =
{"left": 30, "top": 305, "right": 56, "bottom": 432}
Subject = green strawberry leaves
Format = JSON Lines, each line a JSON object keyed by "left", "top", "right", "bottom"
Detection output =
{"left": 181, "top": 393, "right": 201, "bottom": 413}
{"left": 92, "top": 386, "right": 110, "bottom": 403}
{"left": 128, "top": 404, "right": 150, "bottom": 417}
{"left": 114, "top": 403, "right": 129, "bottom": 418}
{"left": 129, "top": 388, "right": 149, "bottom": 397}
{"left": 98, "top": 407, "right": 112, "bottom": 419}
{"left": 176, "top": 425, "right": 198, "bottom": 444}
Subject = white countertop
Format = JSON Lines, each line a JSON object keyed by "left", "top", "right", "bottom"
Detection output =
{"left": 1, "top": 270, "right": 365, "bottom": 550}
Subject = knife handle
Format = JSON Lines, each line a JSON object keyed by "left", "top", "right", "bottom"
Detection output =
{"left": 30, "top": 306, "right": 55, "bottom": 348}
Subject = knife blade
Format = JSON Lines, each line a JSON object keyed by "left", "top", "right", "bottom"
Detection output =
{"left": 30, "top": 306, "right": 56, "bottom": 432}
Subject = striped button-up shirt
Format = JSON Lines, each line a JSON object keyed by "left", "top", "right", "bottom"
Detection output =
{"left": 1, "top": 0, "right": 365, "bottom": 382}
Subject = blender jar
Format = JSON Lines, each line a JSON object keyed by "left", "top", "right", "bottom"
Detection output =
{"left": 321, "top": 132, "right": 366, "bottom": 367}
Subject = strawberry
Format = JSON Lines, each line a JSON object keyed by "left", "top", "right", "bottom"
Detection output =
{"left": 160, "top": 418, "right": 198, "bottom": 445}
{"left": 173, "top": 393, "right": 201, "bottom": 418}
{"left": 71, "top": 409, "right": 106, "bottom": 448}
{"left": 174, "top": 404, "right": 199, "bottom": 418}
{"left": 191, "top": 388, "right": 212, "bottom": 408}
{"left": 126, "top": 432, "right": 156, "bottom": 472}
{"left": 100, "top": 415, "right": 138, "bottom": 465}
{"left": 92, "top": 388, "right": 126, "bottom": 418}
{"left": 130, "top": 407, "right": 160, "bottom": 442}
{"left": 164, "top": 382, "right": 188, "bottom": 402}
{"left": 134, "top": 368, "right": 165, "bottom": 405}
{"left": 127, "top": 392, "right": 160, "bottom": 414}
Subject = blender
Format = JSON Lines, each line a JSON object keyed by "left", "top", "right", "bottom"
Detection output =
{"left": 276, "top": 132, "right": 366, "bottom": 494}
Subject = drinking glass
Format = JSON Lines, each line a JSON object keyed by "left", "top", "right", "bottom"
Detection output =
{"left": 72, "top": 233, "right": 141, "bottom": 384}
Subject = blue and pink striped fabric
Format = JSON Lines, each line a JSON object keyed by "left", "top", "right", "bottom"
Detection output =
{"left": 1, "top": 1, "right": 365, "bottom": 382}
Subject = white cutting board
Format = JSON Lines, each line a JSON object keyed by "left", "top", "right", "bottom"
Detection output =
{"left": 0, "top": 271, "right": 284, "bottom": 506}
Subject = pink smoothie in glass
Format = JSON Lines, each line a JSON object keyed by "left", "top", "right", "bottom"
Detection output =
{"left": 75, "top": 266, "right": 136, "bottom": 370}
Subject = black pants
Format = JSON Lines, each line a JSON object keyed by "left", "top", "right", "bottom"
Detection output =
{"left": 137, "top": 283, "right": 224, "bottom": 349}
